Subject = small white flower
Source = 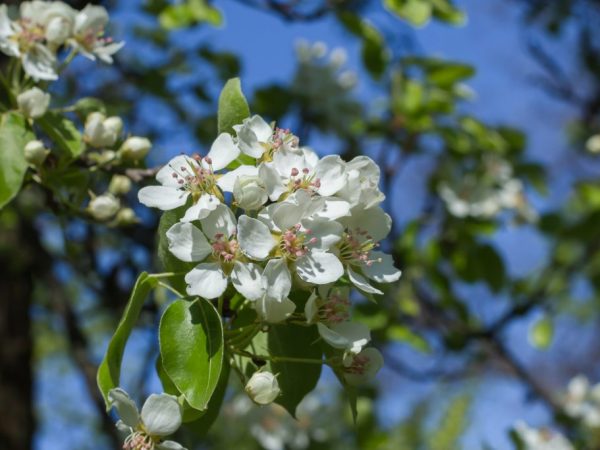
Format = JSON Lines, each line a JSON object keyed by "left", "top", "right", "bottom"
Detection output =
{"left": 245, "top": 371, "right": 281, "bottom": 405}
{"left": 304, "top": 286, "right": 350, "bottom": 324}
{"left": 109, "top": 175, "right": 132, "bottom": 195}
{"left": 342, "top": 348, "right": 383, "bottom": 386}
{"left": 24, "top": 139, "right": 49, "bottom": 166}
{"left": 513, "top": 422, "right": 573, "bottom": 450}
{"left": 84, "top": 112, "right": 122, "bottom": 148}
{"left": 234, "top": 115, "right": 300, "bottom": 159}
{"left": 317, "top": 322, "right": 371, "bottom": 362}
{"left": 562, "top": 375, "right": 600, "bottom": 428}
{"left": 17, "top": 87, "right": 50, "bottom": 118}
{"left": 335, "top": 156, "right": 385, "bottom": 209}
{"left": 69, "top": 4, "right": 123, "bottom": 63}
{"left": 233, "top": 175, "right": 268, "bottom": 210}
{"left": 108, "top": 388, "right": 187, "bottom": 450}
{"left": 88, "top": 193, "right": 120, "bottom": 221}
{"left": 120, "top": 136, "right": 152, "bottom": 161}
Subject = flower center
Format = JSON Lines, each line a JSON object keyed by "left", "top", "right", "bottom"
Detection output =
{"left": 170, "top": 155, "right": 219, "bottom": 203}
{"left": 13, "top": 20, "right": 44, "bottom": 52}
{"left": 279, "top": 223, "right": 317, "bottom": 261}
{"left": 123, "top": 431, "right": 155, "bottom": 450}
{"left": 318, "top": 293, "right": 350, "bottom": 324}
{"left": 261, "top": 128, "right": 299, "bottom": 161}
{"left": 338, "top": 228, "right": 380, "bottom": 266}
{"left": 286, "top": 167, "right": 321, "bottom": 195}
{"left": 344, "top": 354, "right": 370, "bottom": 375}
{"left": 211, "top": 232, "right": 240, "bottom": 264}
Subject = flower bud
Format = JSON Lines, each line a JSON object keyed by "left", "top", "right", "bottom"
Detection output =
{"left": 119, "top": 136, "right": 152, "bottom": 161}
{"left": 586, "top": 134, "right": 600, "bottom": 154}
{"left": 342, "top": 348, "right": 383, "bottom": 386}
{"left": 108, "top": 175, "right": 132, "bottom": 195}
{"left": 245, "top": 371, "right": 280, "bottom": 405}
{"left": 88, "top": 194, "right": 120, "bottom": 221}
{"left": 42, "top": 3, "right": 75, "bottom": 46}
{"left": 233, "top": 175, "right": 268, "bottom": 210}
{"left": 45, "top": 16, "right": 71, "bottom": 46}
{"left": 84, "top": 113, "right": 120, "bottom": 148}
{"left": 115, "top": 208, "right": 138, "bottom": 225}
{"left": 24, "top": 140, "right": 49, "bottom": 166}
{"left": 17, "top": 87, "right": 50, "bottom": 119}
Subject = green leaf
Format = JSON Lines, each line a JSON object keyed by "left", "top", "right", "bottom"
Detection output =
{"left": 267, "top": 324, "right": 322, "bottom": 417}
{"left": 384, "top": 0, "right": 432, "bottom": 26}
{"left": 529, "top": 316, "right": 554, "bottom": 350}
{"left": 187, "top": 359, "right": 230, "bottom": 436}
{"left": 159, "top": 0, "right": 222, "bottom": 30}
{"left": 387, "top": 325, "right": 431, "bottom": 353}
{"left": 37, "top": 111, "right": 84, "bottom": 161}
{"left": 97, "top": 272, "right": 153, "bottom": 405}
{"left": 0, "top": 112, "right": 33, "bottom": 209}
{"left": 159, "top": 298, "right": 224, "bottom": 411}
{"left": 218, "top": 78, "right": 250, "bottom": 135}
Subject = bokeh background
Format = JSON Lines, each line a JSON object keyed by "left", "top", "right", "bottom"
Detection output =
{"left": 2, "top": 0, "right": 600, "bottom": 449}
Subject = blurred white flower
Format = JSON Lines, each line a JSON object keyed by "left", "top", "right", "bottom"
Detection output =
{"left": 513, "top": 422, "right": 573, "bottom": 450}
{"left": 17, "top": 87, "right": 50, "bottom": 118}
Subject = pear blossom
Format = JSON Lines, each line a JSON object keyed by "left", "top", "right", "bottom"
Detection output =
{"left": 245, "top": 371, "right": 281, "bottom": 405}
{"left": 335, "top": 156, "right": 385, "bottom": 209}
{"left": 120, "top": 136, "right": 152, "bottom": 161}
{"left": 342, "top": 348, "right": 384, "bottom": 386}
{"left": 561, "top": 375, "right": 600, "bottom": 428}
{"left": 108, "top": 388, "right": 187, "bottom": 450}
{"left": 109, "top": 175, "right": 132, "bottom": 195}
{"left": 233, "top": 175, "right": 268, "bottom": 210}
{"left": 138, "top": 134, "right": 240, "bottom": 221}
{"left": 24, "top": 139, "right": 49, "bottom": 166}
{"left": 88, "top": 193, "right": 120, "bottom": 221}
{"left": 17, "top": 87, "right": 50, "bottom": 118}
{"left": 234, "top": 115, "right": 300, "bottom": 159}
{"left": 84, "top": 112, "right": 122, "bottom": 148}
{"left": 166, "top": 205, "right": 278, "bottom": 300}
{"left": 513, "top": 422, "right": 573, "bottom": 450}
{"left": 69, "top": 4, "right": 123, "bottom": 63}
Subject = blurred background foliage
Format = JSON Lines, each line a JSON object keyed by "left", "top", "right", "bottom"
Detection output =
{"left": 2, "top": 0, "right": 600, "bottom": 449}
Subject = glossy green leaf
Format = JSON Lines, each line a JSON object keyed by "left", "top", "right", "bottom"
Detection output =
{"left": 97, "top": 272, "right": 153, "bottom": 405}
{"left": 37, "top": 111, "right": 84, "bottom": 161}
{"left": 187, "top": 360, "right": 230, "bottom": 436}
{"left": 268, "top": 324, "right": 322, "bottom": 417}
{"left": 0, "top": 112, "right": 33, "bottom": 209}
{"left": 159, "top": 298, "right": 224, "bottom": 411}
{"left": 218, "top": 77, "right": 250, "bottom": 135}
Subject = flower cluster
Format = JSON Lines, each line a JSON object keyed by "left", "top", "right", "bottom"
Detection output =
{"left": 560, "top": 375, "right": 600, "bottom": 428}
{"left": 513, "top": 422, "right": 573, "bottom": 450}
{"left": 139, "top": 115, "right": 401, "bottom": 389}
{"left": 0, "top": 1, "right": 122, "bottom": 81}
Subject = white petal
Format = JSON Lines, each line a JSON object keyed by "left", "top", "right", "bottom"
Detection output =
{"left": 200, "top": 204, "right": 237, "bottom": 239}
{"left": 156, "top": 155, "right": 198, "bottom": 187}
{"left": 301, "top": 217, "right": 342, "bottom": 250}
{"left": 312, "top": 197, "right": 350, "bottom": 221}
{"left": 347, "top": 266, "right": 383, "bottom": 295}
{"left": 138, "top": 186, "right": 188, "bottom": 210}
{"left": 157, "top": 441, "right": 187, "bottom": 450}
{"left": 318, "top": 322, "right": 370, "bottom": 353}
{"left": 238, "top": 215, "right": 276, "bottom": 260}
{"left": 166, "top": 222, "right": 211, "bottom": 263}
{"left": 255, "top": 296, "right": 296, "bottom": 323}
{"left": 362, "top": 251, "right": 401, "bottom": 283}
{"left": 272, "top": 148, "right": 306, "bottom": 176}
{"left": 141, "top": 393, "right": 182, "bottom": 437}
{"left": 304, "top": 291, "right": 319, "bottom": 323}
{"left": 343, "top": 206, "right": 391, "bottom": 243}
{"left": 247, "top": 115, "right": 273, "bottom": 142}
{"left": 259, "top": 162, "right": 285, "bottom": 201}
{"left": 180, "top": 194, "right": 220, "bottom": 222}
{"left": 116, "top": 420, "right": 131, "bottom": 434}
{"left": 263, "top": 258, "right": 291, "bottom": 301}
{"left": 271, "top": 201, "right": 306, "bottom": 231}
{"left": 216, "top": 165, "right": 258, "bottom": 192}
{"left": 108, "top": 388, "right": 140, "bottom": 428}
{"left": 344, "top": 348, "right": 384, "bottom": 386}
{"left": 314, "top": 155, "right": 346, "bottom": 196}
{"left": 23, "top": 44, "right": 57, "bottom": 81}
{"left": 295, "top": 252, "right": 343, "bottom": 285}
{"left": 205, "top": 133, "right": 240, "bottom": 171}
{"left": 185, "top": 263, "right": 228, "bottom": 299}
{"left": 231, "top": 262, "right": 264, "bottom": 301}
{"left": 302, "top": 147, "right": 319, "bottom": 167}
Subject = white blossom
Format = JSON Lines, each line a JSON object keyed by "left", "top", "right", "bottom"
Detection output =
{"left": 561, "top": 375, "right": 600, "bottom": 428}
{"left": 342, "top": 348, "right": 384, "bottom": 386}
{"left": 69, "top": 4, "right": 123, "bottom": 63}
{"left": 108, "top": 388, "right": 187, "bottom": 450}
{"left": 88, "top": 193, "right": 120, "bottom": 221}
{"left": 233, "top": 175, "right": 268, "bottom": 210}
{"left": 24, "top": 139, "right": 49, "bottom": 166}
{"left": 120, "top": 136, "right": 152, "bottom": 161}
{"left": 84, "top": 112, "right": 122, "bottom": 148}
{"left": 17, "top": 87, "right": 50, "bottom": 118}
{"left": 245, "top": 371, "right": 281, "bottom": 405}
{"left": 513, "top": 422, "right": 573, "bottom": 450}
{"left": 234, "top": 115, "right": 299, "bottom": 159}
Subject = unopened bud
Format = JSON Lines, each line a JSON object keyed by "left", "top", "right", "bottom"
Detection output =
{"left": 108, "top": 175, "right": 131, "bottom": 195}
{"left": 88, "top": 193, "right": 120, "bottom": 221}
{"left": 24, "top": 140, "right": 49, "bottom": 166}
{"left": 233, "top": 175, "right": 268, "bottom": 211}
{"left": 115, "top": 208, "right": 138, "bottom": 225}
{"left": 586, "top": 134, "right": 600, "bottom": 154}
{"left": 119, "top": 136, "right": 152, "bottom": 161}
{"left": 84, "top": 113, "right": 121, "bottom": 148}
{"left": 245, "top": 371, "right": 280, "bottom": 405}
{"left": 17, "top": 87, "right": 50, "bottom": 119}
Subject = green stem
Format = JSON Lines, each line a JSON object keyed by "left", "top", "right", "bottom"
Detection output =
{"left": 229, "top": 347, "right": 327, "bottom": 365}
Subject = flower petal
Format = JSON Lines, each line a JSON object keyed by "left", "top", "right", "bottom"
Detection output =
{"left": 255, "top": 296, "right": 296, "bottom": 323}
{"left": 157, "top": 441, "right": 187, "bottom": 450}
{"left": 258, "top": 163, "right": 285, "bottom": 201}
{"left": 314, "top": 155, "right": 346, "bottom": 196}
{"left": 347, "top": 266, "right": 383, "bottom": 295}
{"left": 362, "top": 251, "right": 401, "bottom": 283}
{"left": 301, "top": 217, "right": 343, "bottom": 250}
{"left": 304, "top": 291, "right": 319, "bottom": 324}
{"left": 185, "top": 263, "right": 228, "bottom": 299}
{"left": 295, "top": 251, "right": 343, "bottom": 285}
{"left": 231, "top": 261, "right": 264, "bottom": 301}
{"left": 343, "top": 206, "right": 391, "bottom": 243}
{"left": 138, "top": 186, "right": 188, "bottom": 210}
{"left": 263, "top": 258, "right": 291, "bottom": 301}
{"left": 200, "top": 204, "right": 237, "bottom": 239}
{"left": 205, "top": 133, "right": 240, "bottom": 171}
{"left": 140, "top": 393, "right": 182, "bottom": 437}
{"left": 216, "top": 165, "right": 258, "bottom": 193}
{"left": 180, "top": 194, "right": 220, "bottom": 222}
{"left": 311, "top": 197, "right": 350, "bottom": 221}
{"left": 108, "top": 388, "right": 140, "bottom": 428}
{"left": 344, "top": 348, "right": 384, "bottom": 386}
{"left": 166, "top": 222, "right": 211, "bottom": 263}
{"left": 238, "top": 215, "right": 276, "bottom": 260}
{"left": 156, "top": 155, "right": 199, "bottom": 187}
